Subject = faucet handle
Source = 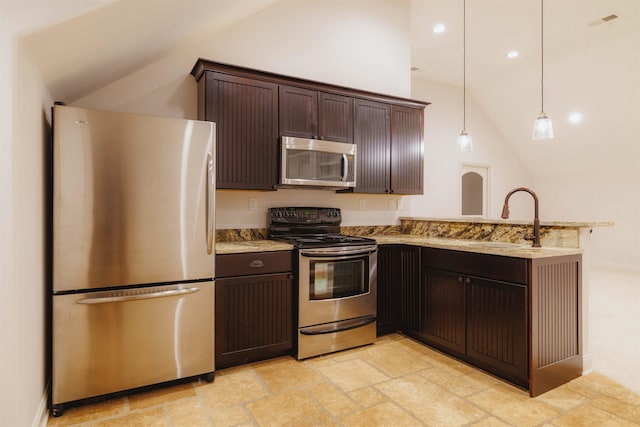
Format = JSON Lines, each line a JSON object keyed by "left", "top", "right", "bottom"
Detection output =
{"left": 523, "top": 229, "right": 542, "bottom": 247}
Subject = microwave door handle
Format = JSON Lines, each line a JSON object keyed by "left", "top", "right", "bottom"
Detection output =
{"left": 206, "top": 152, "right": 214, "bottom": 254}
{"left": 341, "top": 154, "right": 348, "bottom": 182}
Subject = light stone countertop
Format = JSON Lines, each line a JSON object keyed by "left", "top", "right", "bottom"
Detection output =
{"left": 370, "top": 235, "right": 582, "bottom": 259}
{"left": 216, "top": 240, "right": 294, "bottom": 255}
{"left": 215, "top": 236, "right": 581, "bottom": 259}
{"left": 400, "top": 217, "right": 614, "bottom": 228}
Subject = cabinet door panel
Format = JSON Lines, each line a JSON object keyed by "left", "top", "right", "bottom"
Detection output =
{"left": 376, "top": 246, "right": 398, "bottom": 335}
{"left": 279, "top": 85, "right": 318, "bottom": 138}
{"left": 377, "top": 245, "right": 421, "bottom": 336}
{"left": 354, "top": 99, "right": 391, "bottom": 193}
{"left": 208, "top": 72, "right": 278, "bottom": 190}
{"left": 391, "top": 105, "right": 424, "bottom": 195}
{"left": 215, "top": 273, "right": 292, "bottom": 369}
{"left": 319, "top": 93, "right": 354, "bottom": 143}
{"left": 467, "top": 277, "right": 528, "bottom": 382}
{"left": 421, "top": 269, "right": 466, "bottom": 354}
{"left": 398, "top": 246, "right": 421, "bottom": 334}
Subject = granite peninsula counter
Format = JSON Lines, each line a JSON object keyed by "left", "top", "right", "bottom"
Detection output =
{"left": 368, "top": 235, "right": 582, "bottom": 258}
{"left": 215, "top": 216, "right": 612, "bottom": 257}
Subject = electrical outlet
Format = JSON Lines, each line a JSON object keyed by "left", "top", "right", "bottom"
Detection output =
{"left": 249, "top": 198, "right": 257, "bottom": 211}
{"left": 359, "top": 199, "right": 366, "bottom": 210}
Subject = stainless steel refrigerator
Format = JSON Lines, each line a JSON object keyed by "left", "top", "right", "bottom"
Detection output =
{"left": 50, "top": 105, "right": 216, "bottom": 416}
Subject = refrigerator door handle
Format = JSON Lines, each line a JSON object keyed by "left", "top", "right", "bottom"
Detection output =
{"left": 76, "top": 287, "right": 200, "bottom": 305}
{"left": 206, "top": 152, "right": 214, "bottom": 254}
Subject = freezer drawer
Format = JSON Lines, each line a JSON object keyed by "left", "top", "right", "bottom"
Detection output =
{"left": 52, "top": 281, "right": 214, "bottom": 406}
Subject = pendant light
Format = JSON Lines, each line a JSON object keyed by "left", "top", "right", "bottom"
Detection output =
{"left": 532, "top": 0, "right": 554, "bottom": 140}
{"left": 457, "top": 0, "right": 472, "bottom": 151}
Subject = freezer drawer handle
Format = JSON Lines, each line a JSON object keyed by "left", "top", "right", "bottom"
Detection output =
{"left": 76, "top": 287, "right": 200, "bottom": 305}
{"left": 206, "top": 152, "right": 214, "bottom": 254}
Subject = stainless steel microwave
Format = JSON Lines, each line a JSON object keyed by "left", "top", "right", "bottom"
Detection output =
{"left": 280, "top": 136, "right": 356, "bottom": 189}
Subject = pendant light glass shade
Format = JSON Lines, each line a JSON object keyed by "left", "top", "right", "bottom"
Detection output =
{"left": 532, "top": 112, "right": 554, "bottom": 140}
{"left": 457, "top": 130, "right": 473, "bottom": 152}
{"left": 457, "top": 0, "right": 473, "bottom": 151}
{"left": 533, "top": 0, "right": 554, "bottom": 141}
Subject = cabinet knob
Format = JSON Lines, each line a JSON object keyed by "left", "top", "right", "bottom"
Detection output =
{"left": 465, "top": 277, "right": 471, "bottom": 284}
{"left": 458, "top": 276, "right": 464, "bottom": 283}
{"left": 249, "top": 260, "right": 265, "bottom": 268}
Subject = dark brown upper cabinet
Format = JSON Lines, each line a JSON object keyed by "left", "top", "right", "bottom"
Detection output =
{"left": 391, "top": 105, "right": 424, "bottom": 195}
{"left": 197, "top": 71, "right": 279, "bottom": 190}
{"left": 279, "top": 85, "right": 354, "bottom": 143}
{"left": 354, "top": 101, "right": 424, "bottom": 194}
{"left": 354, "top": 99, "right": 391, "bottom": 193}
{"left": 191, "top": 59, "right": 428, "bottom": 191}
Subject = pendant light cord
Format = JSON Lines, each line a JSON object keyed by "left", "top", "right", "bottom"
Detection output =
{"left": 463, "top": 0, "right": 467, "bottom": 130}
{"left": 540, "top": 0, "right": 544, "bottom": 113}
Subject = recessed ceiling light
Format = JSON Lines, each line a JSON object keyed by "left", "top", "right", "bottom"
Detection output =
{"left": 506, "top": 50, "right": 519, "bottom": 59}
{"left": 433, "top": 23, "right": 446, "bottom": 34}
{"left": 568, "top": 112, "right": 583, "bottom": 124}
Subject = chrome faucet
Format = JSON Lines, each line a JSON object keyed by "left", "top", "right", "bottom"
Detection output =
{"left": 501, "top": 187, "right": 541, "bottom": 247}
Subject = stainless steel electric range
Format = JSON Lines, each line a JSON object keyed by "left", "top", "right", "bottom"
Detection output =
{"left": 268, "top": 207, "right": 378, "bottom": 359}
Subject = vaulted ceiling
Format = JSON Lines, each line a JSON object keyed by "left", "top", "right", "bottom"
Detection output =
{"left": 410, "top": 0, "right": 640, "bottom": 176}
{"left": 17, "top": 0, "right": 640, "bottom": 177}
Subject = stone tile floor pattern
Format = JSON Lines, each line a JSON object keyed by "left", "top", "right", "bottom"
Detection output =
{"left": 47, "top": 334, "right": 640, "bottom": 426}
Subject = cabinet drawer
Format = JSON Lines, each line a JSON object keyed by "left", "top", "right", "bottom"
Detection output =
{"left": 216, "top": 251, "right": 292, "bottom": 277}
{"left": 422, "top": 248, "right": 528, "bottom": 285}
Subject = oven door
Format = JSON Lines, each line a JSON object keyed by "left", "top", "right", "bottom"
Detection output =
{"left": 298, "top": 245, "right": 377, "bottom": 328}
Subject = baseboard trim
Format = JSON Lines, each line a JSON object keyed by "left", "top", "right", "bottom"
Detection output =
{"left": 582, "top": 353, "right": 593, "bottom": 375}
{"left": 32, "top": 381, "right": 49, "bottom": 427}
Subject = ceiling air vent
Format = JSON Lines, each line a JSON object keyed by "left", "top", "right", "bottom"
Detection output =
{"left": 588, "top": 14, "right": 619, "bottom": 27}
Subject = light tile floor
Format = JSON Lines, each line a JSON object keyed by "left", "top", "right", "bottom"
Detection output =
{"left": 47, "top": 334, "right": 640, "bottom": 426}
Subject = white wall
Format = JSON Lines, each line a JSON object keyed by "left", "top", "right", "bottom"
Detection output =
{"left": 0, "top": 7, "right": 17, "bottom": 425}
{"left": 73, "top": 0, "right": 537, "bottom": 230}
{"left": 1, "top": 2, "right": 114, "bottom": 425}
{"left": 73, "top": 0, "right": 414, "bottom": 229}
{"left": 409, "top": 77, "right": 534, "bottom": 220}
{"left": 12, "top": 43, "right": 52, "bottom": 427}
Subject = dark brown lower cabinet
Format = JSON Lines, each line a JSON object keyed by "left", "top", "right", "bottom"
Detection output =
{"left": 466, "top": 276, "right": 528, "bottom": 385}
{"left": 215, "top": 252, "right": 293, "bottom": 369}
{"left": 376, "top": 246, "right": 397, "bottom": 335}
{"left": 420, "top": 269, "right": 466, "bottom": 355}
{"left": 376, "top": 245, "right": 420, "bottom": 336}
{"left": 417, "top": 247, "right": 582, "bottom": 397}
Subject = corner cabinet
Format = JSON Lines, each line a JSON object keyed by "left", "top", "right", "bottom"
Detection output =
{"left": 191, "top": 59, "right": 428, "bottom": 192}
{"left": 354, "top": 101, "right": 424, "bottom": 194}
{"left": 419, "top": 248, "right": 582, "bottom": 397}
{"left": 215, "top": 251, "right": 293, "bottom": 369}
{"left": 390, "top": 105, "right": 424, "bottom": 195}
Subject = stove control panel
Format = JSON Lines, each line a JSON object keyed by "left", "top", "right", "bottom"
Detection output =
{"left": 268, "top": 207, "right": 341, "bottom": 224}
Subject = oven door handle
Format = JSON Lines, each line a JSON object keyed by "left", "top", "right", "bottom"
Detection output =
{"left": 300, "top": 315, "right": 376, "bottom": 335}
{"left": 299, "top": 246, "right": 377, "bottom": 257}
